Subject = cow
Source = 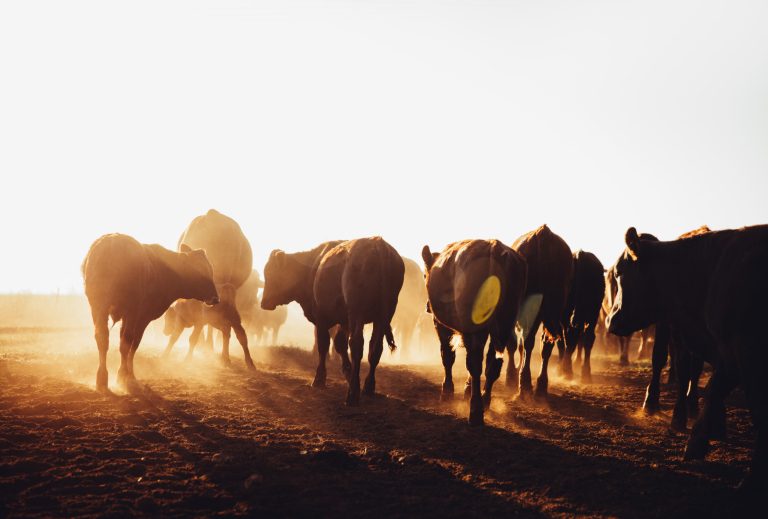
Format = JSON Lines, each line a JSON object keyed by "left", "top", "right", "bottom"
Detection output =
{"left": 244, "top": 296, "right": 288, "bottom": 346}
{"left": 390, "top": 257, "right": 429, "bottom": 359}
{"left": 557, "top": 250, "right": 605, "bottom": 383}
{"left": 262, "top": 237, "right": 404, "bottom": 406}
{"left": 82, "top": 233, "right": 219, "bottom": 392}
{"left": 507, "top": 225, "right": 573, "bottom": 398}
{"left": 178, "top": 209, "right": 255, "bottom": 370}
{"left": 422, "top": 239, "right": 527, "bottom": 426}
{"left": 161, "top": 299, "right": 206, "bottom": 357}
{"left": 640, "top": 228, "right": 709, "bottom": 428}
{"left": 607, "top": 225, "right": 768, "bottom": 494}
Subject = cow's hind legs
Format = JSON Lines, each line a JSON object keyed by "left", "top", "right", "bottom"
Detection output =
{"left": 312, "top": 325, "right": 331, "bottom": 388}
{"left": 233, "top": 322, "right": 256, "bottom": 370}
{"left": 363, "top": 323, "right": 385, "bottom": 396}
{"left": 671, "top": 348, "right": 693, "bottom": 431}
{"left": 346, "top": 320, "right": 364, "bottom": 406}
{"left": 118, "top": 320, "right": 145, "bottom": 392}
{"left": 437, "top": 322, "right": 455, "bottom": 401}
{"left": 332, "top": 327, "right": 351, "bottom": 382}
{"left": 482, "top": 339, "right": 503, "bottom": 410}
{"left": 466, "top": 332, "right": 488, "bottom": 426}
{"left": 580, "top": 327, "right": 596, "bottom": 383}
{"left": 518, "top": 320, "right": 540, "bottom": 398}
{"left": 92, "top": 308, "right": 110, "bottom": 392}
{"left": 535, "top": 335, "right": 556, "bottom": 398}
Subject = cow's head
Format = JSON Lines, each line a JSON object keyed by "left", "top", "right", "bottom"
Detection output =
{"left": 261, "top": 249, "right": 294, "bottom": 310}
{"left": 606, "top": 227, "right": 658, "bottom": 336}
{"left": 180, "top": 244, "right": 219, "bottom": 306}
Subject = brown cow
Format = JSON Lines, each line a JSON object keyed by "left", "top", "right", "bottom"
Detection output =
{"left": 243, "top": 295, "right": 288, "bottom": 346}
{"left": 422, "top": 239, "right": 527, "bottom": 425}
{"left": 390, "top": 257, "right": 428, "bottom": 358}
{"left": 262, "top": 237, "right": 404, "bottom": 406}
{"left": 82, "top": 233, "right": 219, "bottom": 392}
{"left": 507, "top": 225, "right": 573, "bottom": 397}
{"left": 608, "top": 225, "right": 768, "bottom": 494}
{"left": 178, "top": 209, "right": 255, "bottom": 369}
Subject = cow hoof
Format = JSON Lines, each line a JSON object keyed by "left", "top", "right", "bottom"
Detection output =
{"left": 619, "top": 358, "right": 629, "bottom": 367}
{"left": 345, "top": 392, "right": 360, "bottom": 407}
{"left": 505, "top": 372, "right": 519, "bottom": 389}
{"left": 517, "top": 384, "right": 533, "bottom": 400}
{"left": 341, "top": 365, "right": 352, "bottom": 383}
{"left": 670, "top": 415, "right": 687, "bottom": 433}
{"left": 96, "top": 370, "right": 108, "bottom": 393}
{"left": 311, "top": 378, "right": 326, "bottom": 389}
{"left": 463, "top": 385, "right": 472, "bottom": 401}
{"left": 440, "top": 390, "right": 454, "bottom": 402}
{"left": 482, "top": 392, "right": 492, "bottom": 410}
{"left": 362, "top": 380, "right": 375, "bottom": 396}
{"left": 534, "top": 384, "right": 548, "bottom": 399}
{"left": 643, "top": 399, "right": 661, "bottom": 416}
{"left": 581, "top": 372, "right": 592, "bottom": 384}
{"left": 468, "top": 408, "right": 484, "bottom": 427}
{"left": 683, "top": 436, "right": 709, "bottom": 461}
{"left": 220, "top": 356, "right": 232, "bottom": 366}
{"left": 245, "top": 359, "right": 256, "bottom": 371}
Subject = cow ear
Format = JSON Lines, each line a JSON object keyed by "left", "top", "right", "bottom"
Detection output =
{"left": 625, "top": 227, "right": 640, "bottom": 260}
{"left": 421, "top": 245, "right": 435, "bottom": 271}
{"left": 180, "top": 243, "right": 192, "bottom": 253}
{"left": 269, "top": 249, "right": 285, "bottom": 264}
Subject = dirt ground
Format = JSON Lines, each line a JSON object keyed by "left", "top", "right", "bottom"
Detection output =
{"left": 0, "top": 321, "right": 755, "bottom": 518}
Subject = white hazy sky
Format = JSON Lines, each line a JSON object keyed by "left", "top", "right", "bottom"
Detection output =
{"left": 1, "top": 0, "right": 766, "bottom": 293}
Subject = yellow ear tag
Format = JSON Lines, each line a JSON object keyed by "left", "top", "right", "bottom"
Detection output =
{"left": 471, "top": 275, "right": 501, "bottom": 325}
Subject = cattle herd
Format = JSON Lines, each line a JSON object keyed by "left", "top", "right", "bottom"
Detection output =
{"left": 81, "top": 209, "right": 768, "bottom": 495}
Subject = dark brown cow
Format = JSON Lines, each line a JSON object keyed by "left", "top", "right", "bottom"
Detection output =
{"left": 422, "top": 239, "right": 527, "bottom": 425}
{"left": 507, "top": 225, "right": 573, "bottom": 397}
{"left": 178, "top": 209, "right": 255, "bottom": 369}
{"left": 82, "top": 233, "right": 219, "bottom": 392}
{"left": 641, "top": 227, "right": 709, "bottom": 429}
{"left": 608, "top": 225, "right": 768, "bottom": 493}
{"left": 557, "top": 250, "right": 605, "bottom": 383}
{"left": 391, "top": 257, "right": 428, "bottom": 358}
{"left": 262, "top": 237, "right": 404, "bottom": 406}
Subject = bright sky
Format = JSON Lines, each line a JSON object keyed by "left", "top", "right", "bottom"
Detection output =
{"left": 1, "top": 0, "right": 766, "bottom": 293}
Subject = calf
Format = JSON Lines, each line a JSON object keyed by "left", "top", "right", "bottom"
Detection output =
{"left": 422, "top": 239, "right": 526, "bottom": 425}
{"left": 262, "top": 237, "right": 404, "bottom": 406}
{"left": 82, "top": 233, "right": 218, "bottom": 392}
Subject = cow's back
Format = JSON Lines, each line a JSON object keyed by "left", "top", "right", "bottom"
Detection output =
{"left": 569, "top": 250, "right": 605, "bottom": 328}
{"left": 427, "top": 239, "right": 525, "bottom": 334}
{"left": 512, "top": 225, "right": 573, "bottom": 334}
{"left": 706, "top": 225, "right": 768, "bottom": 342}
{"left": 82, "top": 234, "right": 151, "bottom": 318}
{"left": 179, "top": 209, "right": 252, "bottom": 288}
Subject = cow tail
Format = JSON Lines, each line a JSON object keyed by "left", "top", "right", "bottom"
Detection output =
{"left": 385, "top": 324, "right": 397, "bottom": 352}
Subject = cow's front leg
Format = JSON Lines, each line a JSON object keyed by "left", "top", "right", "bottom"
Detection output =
{"left": 92, "top": 309, "right": 110, "bottom": 392}
{"left": 643, "top": 324, "right": 669, "bottom": 415}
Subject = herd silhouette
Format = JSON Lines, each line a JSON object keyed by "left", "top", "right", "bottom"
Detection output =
{"left": 81, "top": 209, "right": 768, "bottom": 495}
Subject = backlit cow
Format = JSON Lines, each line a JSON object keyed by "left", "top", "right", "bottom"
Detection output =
{"left": 262, "top": 237, "right": 404, "bottom": 406}
{"left": 558, "top": 250, "right": 605, "bottom": 383}
{"left": 178, "top": 209, "right": 255, "bottom": 370}
{"left": 82, "top": 233, "right": 218, "bottom": 392}
{"left": 508, "top": 225, "right": 573, "bottom": 397}
{"left": 608, "top": 225, "right": 768, "bottom": 493}
{"left": 422, "top": 239, "right": 527, "bottom": 425}
{"left": 391, "top": 257, "right": 429, "bottom": 358}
